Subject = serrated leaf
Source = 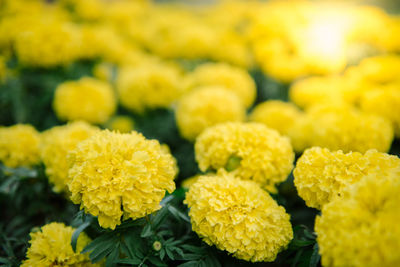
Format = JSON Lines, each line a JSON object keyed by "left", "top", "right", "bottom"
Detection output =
{"left": 81, "top": 233, "right": 116, "bottom": 254}
{"left": 160, "top": 248, "right": 165, "bottom": 260}
{"left": 71, "top": 220, "right": 92, "bottom": 252}
{"left": 291, "top": 249, "right": 303, "bottom": 267}
{"left": 105, "top": 245, "right": 120, "bottom": 267}
{"left": 177, "top": 261, "right": 199, "bottom": 267}
{"left": 151, "top": 207, "right": 169, "bottom": 230}
{"left": 141, "top": 224, "right": 153, "bottom": 238}
{"left": 167, "top": 206, "right": 190, "bottom": 223}
{"left": 181, "top": 253, "right": 203, "bottom": 261}
{"left": 148, "top": 255, "right": 167, "bottom": 267}
{"left": 118, "top": 258, "right": 142, "bottom": 265}
{"left": 165, "top": 247, "right": 175, "bottom": 260}
{"left": 90, "top": 243, "right": 117, "bottom": 263}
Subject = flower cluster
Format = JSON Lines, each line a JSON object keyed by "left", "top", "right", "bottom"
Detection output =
{"left": 41, "top": 121, "right": 99, "bottom": 193}
{"left": 195, "top": 122, "right": 294, "bottom": 192}
{"left": 53, "top": 77, "right": 116, "bottom": 124}
{"left": 176, "top": 86, "right": 245, "bottom": 141}
{"left": 185, "top": 172, "right": 293, "bottom": 262}
{"left": 21, "top": 222, "right": 98, "bottom": 267}
{"left": 315, "top": 172, "right": 400, "bottom": 267}
{"left": 294, "top": 147, "right": 400, "bottom": 209}
{"left": 0, "top": 124, "right": 41, "bottom": 168}
{"left": 67, "top": 130, "right": 178, "bottom": 229}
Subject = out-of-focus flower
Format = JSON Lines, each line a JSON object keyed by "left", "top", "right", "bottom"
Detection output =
{"left": 248, "top": 100, "right": 303, "bottom": 136}
{"left": 294, "top": 147, "right": 400, "bottom": 209}
{"left": 181, "top": 175, "right": 200, "bottom": 190}
{"left": 315, "top": 172, "right": 400, "bottom": 267}
{"left": 185, "top": 63, "right": 256, "bottom": 108}
{"left": 185, "top": 172, "right": 293, "bottom": 262}
{"left": 195, "top": 122, "right": 294, "bottom": 192}
{"left": 41, "top": 121, "right": 99, "bottom": 193}
{"left": 0, "top": 124, "right": 41, "bottom": 168}
{"left": 175, "top": 86, "right": 245, "bottom": 141}
{"left": 21, "top": 222, "right": 98, "bottom": 267}
{"left": 53, "top": 77, "right": 116, "bottom": 124}
{"left": 67, "top": 130, "right": 177, "bottom": 229}
{"left": 106, "top": 116, "right": 135, "bottom": 133}
{"left": 117, "top": 63, "right": 184, "bottom": 113}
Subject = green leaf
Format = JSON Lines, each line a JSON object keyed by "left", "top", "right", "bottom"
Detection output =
{"left": 167, "top": 206, "right": 190, "bottom": 223}
{"left": 141, "top": 224, "right": 153, "bottom": 238}
{"left": 165, "top": 247, "right": 175, "bottom": 260}
{"left": 118, "top": 258, "right": 142, "bottom": 265}
{"left": 177, "top": 261, "right": 199, "bottom": 267}
{"left": 309, "top": 243, "right": 320, "bottom": 267}
{"left": 71, "top": 220, "right": 92, "bottom": 252}
{"left": 151, "top": 207, "right": 169, "bottom": 230}
{"left": 105, "top": 245, "right": 120, "bottom": 267}
{"left": 148, "top": 255, "right": 167, "bottom": 267}
{"left": 291, "top": 249, "right": 303, "bottom": 267}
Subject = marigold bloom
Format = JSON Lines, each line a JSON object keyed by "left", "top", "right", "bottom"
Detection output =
{"left": 21, "top": 222, "right": 98, "bottom": 267}
{"left": 67, "top": 130, "right": 177, "bottom": 229}
{"left": 315, "top": 173, "right": 400, "bottom": 267}
{"left": 185, "top": 172, "right": 293, "bottom": 262}
{"left": 185, "top": 63, "right": 256, "bottom": 108}
{"left": 195, "top": 122, "right": 294, "bottom": 192}
{"left": 106, "top": 115, "right": 135, "bottom": 133}
{"left": 53, "top": 77, "right": 116, "bottom": 124}
{"left": 41, "top": 122, "right": 99, "bottom": 193}
{"left": 0, "top": 124, "right": 41, "bottom": 168}
{"left": 175, "top": 86, "right": 245, "bottom": 141}
{"left": 294, "top": 147, "right": 400, "bottom": 209}
{"left": 117, "top": 63, "right": 184, "bottom": 113}
{"left": 248, "top": 100, "right": 303, "bottom": 136}
{"left": 307, "top": 104, "right": 393, "bottom": 153}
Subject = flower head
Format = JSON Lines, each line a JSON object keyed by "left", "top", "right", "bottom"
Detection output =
{"left": 106, "top": 115, "right": 135, "bottom": 133}
{"left": 67, "top": 130, "right": 177, "bottom": 229}
{"left": 41, "top": 121, "right": 99, "bottom": 193}
{"left": 21, "top": 222, "right": 98, "bottom": 267}
{"left": 294, "top": 147, "right": 400, "bottom": 209}
{"left": 185, "top": 172, "right": 293, "bottom": 262}
{"left": 195, "top": 122, "right": 294, "bottom": 192}
{"left": 175, "top": 86, "right": 245, "bottom": 141}
{"left": 315, "top": 172, "right": 400, "bottom": 267}
{"left": 0, "top": 124, "right": 41, "bottom": 168}
{"left": 53, "top": 77, "right": 116, "bottom": 124}
{"left": 185, "top": 63, "right": 256, "bottom": 108}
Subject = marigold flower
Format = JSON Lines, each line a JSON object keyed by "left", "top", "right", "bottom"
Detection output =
{"left": 0, "top": 124, "right": 41, "bottom": 168}
{"left": 248, "top": 100, "right": 303, "bottom": 136}
{"left": 185, "top": 172, "right": 293, "bottom": 262}
{"left": 21, "top": 222, "right": 98, "bottom": 267}
{"left": 315, "top": 173, "right": 400, "bottom": 267}
{"left": 53, "top": 77, "right": 116, "bottom": 124}
{"left": 117, "top": 63, "right": 184, "bottom": 113}
{"left": 195, "top": 122, "right": 294, "bottom": 192}
{"left": 307, "top": 104, "right": 393, "bottom": 153}
{"left": 175, "top": 86, "right": 246, "bottom": 141}
{"left": 41, "top": 122, "right": 99, "bottom": 193}
{"left": 294, "top": 147, "right": 400, "bottom": 209}
{"left": 67, "top": 130, "right": 177, "bottom": 229}
{"left": 106, "top": 115, "right": 135, "bottom": 133}
{"left": 185, "top": 63, "right": 256, "bottom": 108}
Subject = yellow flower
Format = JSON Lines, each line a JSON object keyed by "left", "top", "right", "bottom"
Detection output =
{"left": 185, "top": 63, "right": 256, "bottom": 108}
{"left": 21, "top": 222, "right": 98, "bottom": 267}
{"left": 306, "top": 104, "right": 393, "bottom": 153}
{"left": 67, "top": 130, "right": 177, "bottom": 229}
{"left": 15, "top": 21, "right": 81, "bottom": 67}
{"left": 175, "top": 86, "right": 246, "bottom": 141}
{"left": 106, "top": 116, "right": 135, "bottom": 133}
{"left": 185, "top": 172, "right": 293, "bottom": 262}
{"left": 117, "top": 63, "right": 184, "bottom": 113}
{"left": 195, "top": 122, "right": 294, "bottom": 192}
{"left": 360, "top": 86, "right": 400, "bottom": 138}
{"left": 248, "top": 100, "right": 302, "bottom": 136}
{"left": 53, "top": 77, "right": 116, "bottom": 124}
{"left": 41, "top": 122, "right": 99, "bottom": 193}
{"left": 0, "top": 124, "right": 41, "bottom": 168}
{"left": 315, "top": 172, "right": 400, "bottom": 267}
{"left": 181, "top": 175, "right": 200, "bottom": 190}
{"left": 294, "top": 147, "right": 400, "bottom": 209}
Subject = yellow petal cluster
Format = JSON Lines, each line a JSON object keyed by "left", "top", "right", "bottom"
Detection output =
{"left": 185, "top": 63, "right": 256, "bottom": 108}
{"left": 293, "top": 147, "right": 400, "bottom": 209}
{"left": 117, "top": 63, "right": 184, "bottom": 113}
{"left": 315, "top": 173, "right": 400, "bottom": 267}
{"left": 195, "top": 122, "right": 294, "bottom": 192}
{"left": 67, "top": 130, "right": 177, "bottom": 229}
{"left": 53, "top": 77, "right": 116, "bottom": 124}
{"left": 21, "top": 222, "right": 98, "bottom": 267}
{"left": 289, "top": 104, "right": 394, "bottom": 153}
{"left": 106, "top": 116, "right": 135, "bottom": 133}
{"left": 0, "top": 124, "right": 41, "bottom": 168}
{"left": 175, "top": 87, "right": 246, "bottom": 141}
{"left": 41, "top": 121, "right": 99, "bottom": 193}
{"left": 185, "top": 172, "right": 293, "bottom": 262}
{"left": 248, "top": 100, "right": 303, "bottom": 136}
